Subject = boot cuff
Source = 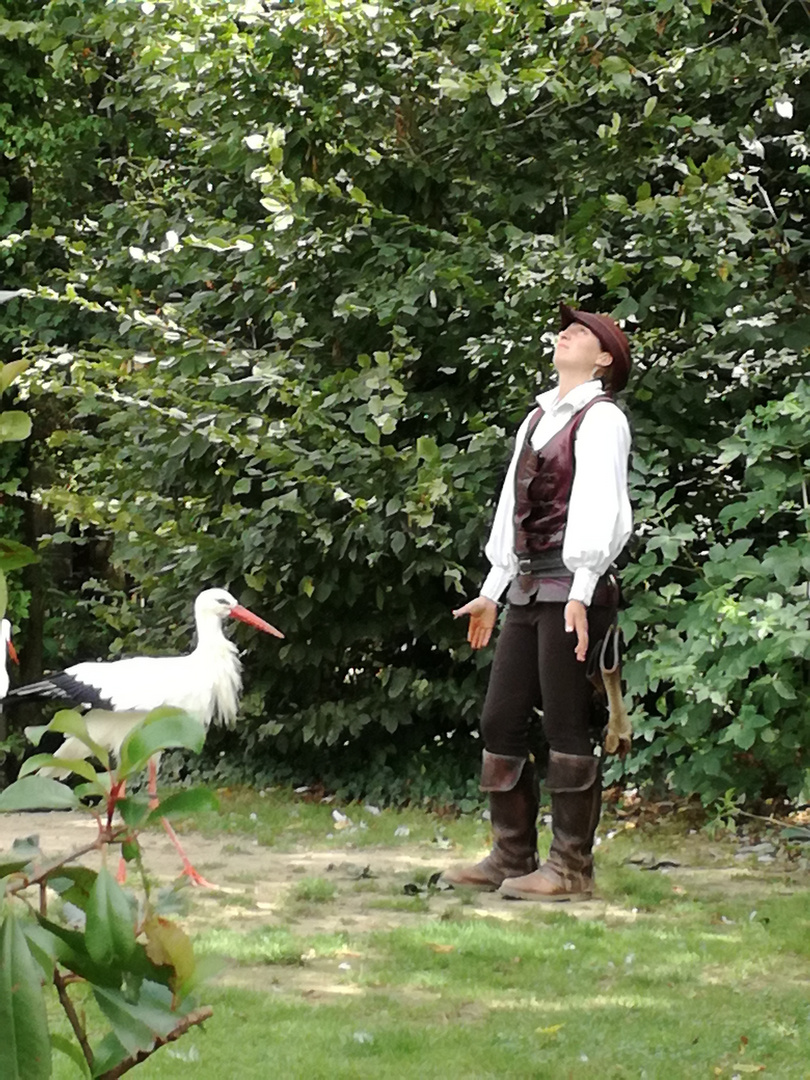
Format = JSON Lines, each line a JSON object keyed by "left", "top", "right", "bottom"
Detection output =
{"left": 546, "top": 750, "right": 599, "bottom": 793}
{"left": 480, "top": 751, "right": 527, "bottom": 792}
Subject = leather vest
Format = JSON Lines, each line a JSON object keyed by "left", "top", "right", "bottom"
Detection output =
{"left": 508, "top": 395, "right": 614, "bottom": 606}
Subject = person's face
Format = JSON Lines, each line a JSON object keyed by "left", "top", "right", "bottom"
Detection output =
{"left": 553, "top": 321, "right": 612, "bottom": 381}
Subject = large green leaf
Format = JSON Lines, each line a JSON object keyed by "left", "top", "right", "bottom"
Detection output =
{"left": 0, "top": 915, "right": 52, "bottom": 1080}
{"left": 118, "top": 709, "right": 206, "bottom": 777}
{"left": 85, "top": 867, "right": 137, "bottom": 966}
{"left": 28, "top": 919, "right": 121, "bottom": 989}
{"left": 0, "top": 776, "right": 80, "bottom": 812}
{"left": 91, "top": 980, "right": 189, "bottom": 1056}
{"left": 145, "top": 786, "right": 219, "bottom": 824}
{"left": 28, "top": 915, "right": 174, "bottom": 991}
{"left": 0, "top": 411, "right": 32, "bottom": 442}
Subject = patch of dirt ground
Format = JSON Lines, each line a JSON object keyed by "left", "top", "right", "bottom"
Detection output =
{"left": 2, "top": 810, "right": 806, "bottom": 1000}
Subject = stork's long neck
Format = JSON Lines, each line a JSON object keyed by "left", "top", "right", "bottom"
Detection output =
{"left": 193, "top": 611, "right": 242, "bottom": 726}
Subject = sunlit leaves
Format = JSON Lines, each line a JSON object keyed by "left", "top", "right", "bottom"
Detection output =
{"left": 2, "top": 0, "right": 809, "bottom": 808}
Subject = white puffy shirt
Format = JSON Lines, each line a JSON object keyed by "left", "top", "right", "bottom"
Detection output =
{"left": 481, "top": 380, "right": 632, "bottom": 607}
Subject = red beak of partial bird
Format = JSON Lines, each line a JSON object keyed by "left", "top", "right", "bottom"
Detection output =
{"left": 229, "top": 605, "right": 285, "bottom": 638}
{"left": 7, "top": 638, "right": 19, "bottom": 665}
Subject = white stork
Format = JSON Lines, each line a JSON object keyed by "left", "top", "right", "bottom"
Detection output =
{"left": 5, "top": 588, "right": 283, "bottom": 884}
{"left": 0, "top": 618, "right": 19, "bottom": 700}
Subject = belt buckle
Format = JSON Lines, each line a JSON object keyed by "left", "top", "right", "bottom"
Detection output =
{"left": 517, "top": 556, "right": 533, "bottom": 575}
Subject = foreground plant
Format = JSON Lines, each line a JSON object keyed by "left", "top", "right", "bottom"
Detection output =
{"left": 0, "top": 706, "right": 218, "bottom": 1079}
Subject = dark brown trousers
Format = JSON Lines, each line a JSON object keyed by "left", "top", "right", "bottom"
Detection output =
{"left": 480, "top": 601, "right": 612, "bottom": 759}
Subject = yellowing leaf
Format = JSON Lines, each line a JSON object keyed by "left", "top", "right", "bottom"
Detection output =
{"left": 144, "top": 916, "right": 196, "bottom": 988}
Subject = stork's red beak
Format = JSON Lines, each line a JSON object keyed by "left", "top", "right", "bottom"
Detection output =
{"left": 229, "top": 605, "right": 284, "bottom": 638}
{"left": 7, "top": 638, "right": 18, "bottom": 665}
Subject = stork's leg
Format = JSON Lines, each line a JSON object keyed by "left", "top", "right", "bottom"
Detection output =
{"left": 160, "top": 817, "right": 216, "bottom": 888}
{"left": 148, "top": 757, "right": 159, "bottom": 810}
{"left": 114, "top": 779, "right": 128, "bottom": 884}
{"left": 145, "top": 754, "right": 213, "bottom": 886}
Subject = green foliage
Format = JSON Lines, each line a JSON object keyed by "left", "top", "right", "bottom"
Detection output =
{"left": 0, "top": 708, "right": 216, "bottom": 1077}
{"left": 0, "top": 915, "right": 51, "bottom": 1080}
{"left": 0, "top": 0, "right": 808, "bottom": 805}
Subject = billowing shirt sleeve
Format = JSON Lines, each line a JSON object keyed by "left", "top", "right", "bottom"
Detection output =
{"left": 480, "top": 412, "right": 533, "bottom": 603}
{"left": 564, "top": 402, "right": 632, "bottom": 605}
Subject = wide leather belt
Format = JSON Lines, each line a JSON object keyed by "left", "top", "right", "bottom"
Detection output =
{"left": 516, "top": 553, "right": 567, "bottom": 576}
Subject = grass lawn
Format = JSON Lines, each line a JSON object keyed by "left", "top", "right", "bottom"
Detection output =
{"left": 49, "top": 786, "right": 810, "bottom": 1079}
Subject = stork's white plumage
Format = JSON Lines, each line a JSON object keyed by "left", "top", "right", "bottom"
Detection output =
{"left": 0, "top": 618, "right": 17, "bottom": 701}
{"left": 7, "top": 588, "right": 283, "bottom": 775}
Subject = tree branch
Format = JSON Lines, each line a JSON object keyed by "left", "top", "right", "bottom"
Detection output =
{"left": 714, "top": 0, "right": 769, "bottom": 28}
{"left": 54, "top": 968, "right": 95, "bottom": 1072}
{"left": 7, "top": 826, "right": 127, "bottom": 897}
{"left": 96, "top": 1007, "right": 213, "bottom": 1080}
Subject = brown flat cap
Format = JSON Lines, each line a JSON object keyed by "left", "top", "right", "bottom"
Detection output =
{"left": 559, "top": 302, "right": 631, "bottom": 392}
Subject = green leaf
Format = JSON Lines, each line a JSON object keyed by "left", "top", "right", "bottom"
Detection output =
{"left": 781, "top": 826, "right": 810, "bottom": 843}
{"left": 19, "top": 754, "right": 105, "bottom": 789}
{"left": 486, "top": 82, "right": 506, "bottom": 107}
{"left": 0, "top": 360, "right": 29, "bottom": 394}
{"left": 0, "top": 411, "right": 32, "bottom": 442}
{"left": 145, "top": 786, "right": 219, "bottom": 825}
{"left": 0, "top": 915, "right": 52, "bottom": 1080}
{"left": 48, "top": 867, "right": 98, "bottom": 911}
{"left": 26, "top": 920, "right": 120, "bottom": 988}
{"left": 416, "top": 436, "right": 439, "bottom": 464}
{"left": 89, "top": 1032, "right": 129, "bottom": 1078}
{"left": 0, "top": 538, "right": 38, "bottom": 573}
{"left": 50, "top": 1034, "right": 90, "bottom": 1079}
{"left": 29, "top": 916, "right": 169, "bottom": 990}
{"left": 118, "top": 708, "right": 206, "bottom": 777}
{"left": 44, "top": 711, "right": 110, "bottom": 769}
{"left": 92, "top": 981, "right": 187, "bottom": 1056}
{"left": 0, "top": 776, "right": 80, "bottom": 812}
{"left": 600, "top": 55, "right": 630, "bottom": 74}
{"left": 85, "top": 867, "right": 137, "bottom": 966}
{"left": 0, "top": 858, "right": 31, "bottom": 879}
{"left": 117, "top": 797, "right": 151, "bottom": 828}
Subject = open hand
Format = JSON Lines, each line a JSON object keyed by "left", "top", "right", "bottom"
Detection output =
{"left": 564, "top": 600, "right": 588, "bottom": 662}
{"left": 453, "top": 596, "right": 498, "bottom": 650}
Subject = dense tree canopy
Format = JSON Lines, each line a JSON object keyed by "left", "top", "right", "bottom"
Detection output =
{"left": 0, "top": 0, "right": 808, "bottom": 805}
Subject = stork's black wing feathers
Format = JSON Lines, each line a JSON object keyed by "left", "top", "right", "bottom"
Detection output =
{"left": 4, "top": 672, "right": 113, "bottom": 709}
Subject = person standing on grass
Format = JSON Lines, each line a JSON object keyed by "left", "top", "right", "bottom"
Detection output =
{"left": 442, "top": 302, "right": 632, "bottom": 901}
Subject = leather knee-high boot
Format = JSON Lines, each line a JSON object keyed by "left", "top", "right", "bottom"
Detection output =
{"left": 441, "top": 751, "right": 539, "bottom": 891}
{"left": 499, "top": 750, "right": 601, "bottom": 901}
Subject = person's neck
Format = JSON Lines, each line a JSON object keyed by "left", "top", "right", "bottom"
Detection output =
{"left": 555, "top": 373, "right": 595, "bottom": 402}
